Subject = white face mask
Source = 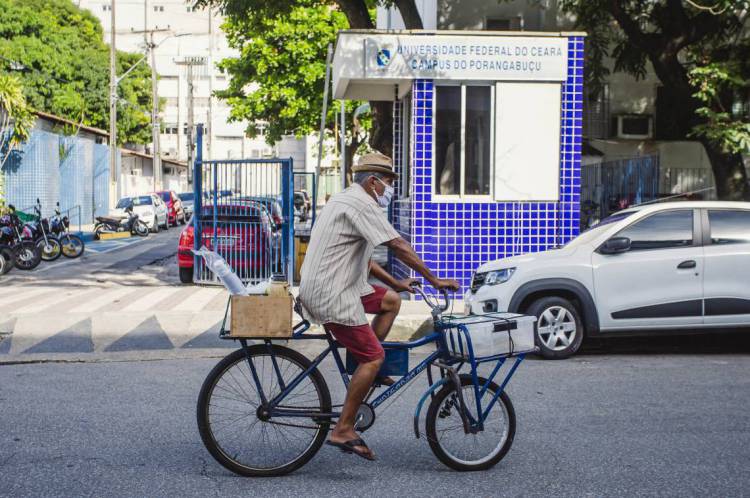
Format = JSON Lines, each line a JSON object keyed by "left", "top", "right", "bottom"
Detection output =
{"left": 372, "top": 177, "right": 394, "bottom": 208}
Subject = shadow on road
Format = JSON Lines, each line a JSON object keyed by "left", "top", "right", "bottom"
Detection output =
{"left": 580, "top": 329, "right": 750, "bottom": 355}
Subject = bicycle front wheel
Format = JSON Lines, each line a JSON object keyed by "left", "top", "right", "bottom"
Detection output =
{"left": 426, "top": 375, "right": 515, "bottom": 471}
{"left": 197, "top": 345, "right": 331, "bottom": 477}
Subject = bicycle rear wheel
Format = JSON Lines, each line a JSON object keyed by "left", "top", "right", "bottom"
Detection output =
{"left": 425, "top": 375, "right": 515, "bottom": 471}
{"left": 197, "top": 345, "right": 331, "bottom": 477}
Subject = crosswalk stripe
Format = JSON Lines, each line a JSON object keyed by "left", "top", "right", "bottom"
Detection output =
{"left": 122, "top": 287, "right": 181, "bottom": 312}
{"left": 0, "top": 287, "right": 57, "bottom": 309}
{"left": 14, "top": 288, "right": 98, "bottom": 314}
{"left": 172, "top": 288, "right": 223, "bottom": 312}
{"left": 69, "top": 287, "right": 134, "bottom": 313}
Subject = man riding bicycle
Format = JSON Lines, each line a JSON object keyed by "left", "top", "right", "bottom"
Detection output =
{"left": 299, "top": 152, "right": 460, "bottom": 461}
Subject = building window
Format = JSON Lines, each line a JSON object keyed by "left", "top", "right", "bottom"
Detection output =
{"left": 102, "top": 4, "right": 111, "bottom": 11}
{"left": 153, "top": 5, "right": 164, "bottom": 12}
{"left": 434, "top": 85, "right": 491, "bottom": 197}
{"left": 433, "top": 82, "right": 561, "bottom": 201}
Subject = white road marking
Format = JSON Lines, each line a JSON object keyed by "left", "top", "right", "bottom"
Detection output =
{"left": 0, "top": 287, "right": 57, "bottom": 308}
{"left": 172, "top": 287, "right": 223, "bottom": 312}
{"left": 69, "top": 287, "right": 135, "bottom": 313}
{"left": 14, "top": 288, "right": 99, "bottom": 314}
{"left": 121, "top": 287, "right": 181, "bottom": 312}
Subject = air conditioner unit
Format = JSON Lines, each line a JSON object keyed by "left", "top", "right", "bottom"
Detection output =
{"left": 615, "top": 114, "right": 653, "bottom": 139}
{"left": 131, "top": 168, "right": 142, "bottom": 176}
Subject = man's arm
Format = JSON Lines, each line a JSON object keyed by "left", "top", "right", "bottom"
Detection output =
{"left": 385, "top": 237, "right": 460, "bottom": 291}
{"left": 369, "top": 260, "right": 418, "bottom": 293}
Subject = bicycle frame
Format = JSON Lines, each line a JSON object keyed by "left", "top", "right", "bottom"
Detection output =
{"left": 234, "top": 316, "right": 526, "bottom": 436}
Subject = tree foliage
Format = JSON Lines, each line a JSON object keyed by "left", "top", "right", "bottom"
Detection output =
{"left": 0, "top": 73, "right": 34, "bottom": 206}
{"left": 0, "top": 0, "right": 154, "bottom": 145}
{"left": 201, "top": 0, "right": 424, "bottom": 156}
{"left": 560, "top": 0, "right": 750, "bottom": 199}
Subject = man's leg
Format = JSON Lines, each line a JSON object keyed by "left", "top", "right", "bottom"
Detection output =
{"left": 371, "top": 289, "right": 401, "bottom": 341}
{"left": 325, "top": 323, "right": 385, "bottom": 459}
{"left": 329, "top": 357, "right": 383, "bottom": 458}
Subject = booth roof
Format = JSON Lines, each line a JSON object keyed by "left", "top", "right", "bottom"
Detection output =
{"left": 331, "top": 29, "right": 586, "bottom": 101}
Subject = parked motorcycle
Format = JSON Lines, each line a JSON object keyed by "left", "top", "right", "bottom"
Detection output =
{"left": 50, "top": 202, "right": 85, "bottom": 259}
{"left": 0, "top": 243, "right": 14, "bottom": 275}
{"left": 23, "top": 199, "right": 62, "bottom": 262}
{"left": 0, "top": 205, "right": 42, "bottom": 270}
{"left": 94, "top": 204, "right": 149, "bottom": 239}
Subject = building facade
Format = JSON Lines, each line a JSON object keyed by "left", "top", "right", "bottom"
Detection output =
{"left": 333, "top": 30, "right": 584, "bottom": 296}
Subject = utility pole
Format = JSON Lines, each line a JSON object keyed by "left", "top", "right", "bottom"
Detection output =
{"left": 207, "top": 7, "right": 214, "bottom": 161}
{"left": 150, "top": 30, "right": 161, "bottom": 190}
{"left": 109, "top": 0, "right": 119, "bottom": 202}
{"left": 176, "top": 57, "right": 206, "bottom": 186}
{"left": 131, "top": 27, "right": 176, "bottom": 190}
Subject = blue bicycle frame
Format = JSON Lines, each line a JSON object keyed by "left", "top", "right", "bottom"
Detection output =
{"left": 232, "top": 311, "right": 527, "bottom": 438}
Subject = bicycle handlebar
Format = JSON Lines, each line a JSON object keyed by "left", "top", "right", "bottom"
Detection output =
{"left": 410, "top": 282, "right": 451, "bottom": 314}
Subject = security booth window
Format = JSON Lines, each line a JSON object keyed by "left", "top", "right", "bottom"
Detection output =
{"left": 435, "top": 86, "right": 462, "bottom": 195}
{"left": 434, "top": 85, "right": 492, "bottom": 197}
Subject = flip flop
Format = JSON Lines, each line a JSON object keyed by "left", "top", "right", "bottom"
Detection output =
{"left": 325, "top": 438, "right": 376, "bottom": 461}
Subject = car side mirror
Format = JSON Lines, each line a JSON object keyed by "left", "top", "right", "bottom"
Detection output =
{"left": 599, "top": 237, "right": 631, "bottom": 255}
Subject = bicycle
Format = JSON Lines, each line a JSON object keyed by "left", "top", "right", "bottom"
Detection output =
{"left": 197, "top": 284, "right": 536, "bottom": 476}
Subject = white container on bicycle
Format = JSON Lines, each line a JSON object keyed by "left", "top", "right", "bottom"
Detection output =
{"left": 445, "top": 313, "right": 536, "bottom": 357}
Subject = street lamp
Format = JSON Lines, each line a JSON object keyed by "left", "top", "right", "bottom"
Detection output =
{"left": 108, "top": 23, "right": 190, "bottom": 200}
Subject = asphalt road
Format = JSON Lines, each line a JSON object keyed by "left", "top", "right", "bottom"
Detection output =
{"left": 1, "top": 349, "right": 748, "bottom": 497}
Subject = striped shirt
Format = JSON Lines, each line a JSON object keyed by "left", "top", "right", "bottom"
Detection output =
{"left": 299, "top": 183, "right": 400, "bottom": 326}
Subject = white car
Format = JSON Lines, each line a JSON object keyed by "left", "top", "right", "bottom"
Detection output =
{"left": 465, "top": 201, "right": 750, "bottom": 359}
{"left": 112, "top": 194, "right": 169, "bottom": 233}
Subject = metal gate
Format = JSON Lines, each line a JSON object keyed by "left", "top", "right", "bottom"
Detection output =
{"left": 192, "top": 127, "right": 294, "bottom": 285}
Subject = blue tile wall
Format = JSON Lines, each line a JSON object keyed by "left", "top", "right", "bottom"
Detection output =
{"left": 391, "top": 36, "right": 584, "bottom": 299}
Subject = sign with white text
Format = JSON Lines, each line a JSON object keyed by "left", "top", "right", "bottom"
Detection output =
{"left": 364, "top": 35, "right": 568, "bottom": 81}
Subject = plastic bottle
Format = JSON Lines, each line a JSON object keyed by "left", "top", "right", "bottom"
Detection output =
{"left": 193, "top": 247, "right": 248, "bottom": 295}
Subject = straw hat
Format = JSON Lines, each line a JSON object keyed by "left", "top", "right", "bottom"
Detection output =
{"left": 351, "top": 152, "right": 397, "bottom": 178}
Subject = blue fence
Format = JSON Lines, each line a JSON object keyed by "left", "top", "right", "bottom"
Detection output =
{"left": 193, "top": 126, "right": 295, "bottom": 286}
{"left": 1, "top": 129, "right": 110, "bottom": 223}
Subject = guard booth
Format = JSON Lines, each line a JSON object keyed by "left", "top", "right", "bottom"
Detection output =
{"left": 192, "top": 126, "right": 295, "bottom": 285}
{"left": 331, "top": 30, "right": 585, "bottom": 297}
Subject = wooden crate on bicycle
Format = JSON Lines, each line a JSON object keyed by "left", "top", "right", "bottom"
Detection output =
{"left": 229, "top": 294, "right": 293, "bottom": 338}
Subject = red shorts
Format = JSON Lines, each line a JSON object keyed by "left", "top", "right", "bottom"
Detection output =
{"left": 324, "top": 286, "right": 388, "bottom": 364}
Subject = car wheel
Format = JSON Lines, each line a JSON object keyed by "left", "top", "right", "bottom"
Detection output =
{"left": 179, "top": 266, "right": 193, "bottom": 284}
{"left": 162, "top": 216, "right": 169, "bottom": 230}
{"left": 526, "top": 296, "right": 584, "bottom": 360}
{"left": 151, "top": 221, "right": 159, "bottom": 234}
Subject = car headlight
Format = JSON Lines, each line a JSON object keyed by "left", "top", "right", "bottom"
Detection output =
{"left": 484, "top": 268, "right": 515, "bottom": 286}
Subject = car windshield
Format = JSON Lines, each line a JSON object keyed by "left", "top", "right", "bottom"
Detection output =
{"left": 116, "top": 196, "right": 152, "bottom": 208}
{"left": 565, "top": 211, "right": 636, "bottom": 248}
{"left": 178, "top": 193, "right": 193, "bottom": 202}
{"left": 160, "top": 192, "right": 171, "bottom": 202}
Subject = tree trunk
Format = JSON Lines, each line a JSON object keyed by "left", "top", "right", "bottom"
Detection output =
{"left": 334, "top": 0, "right": 374, "bottom": 29}
{"left": 394, "top": 0, "right": 424, "bottom": 29}
{"left": 368, "top": 101, "right": 393, "bottom": 157}
{"left": 701, "top": 140, "right": 750, "bottom": 201}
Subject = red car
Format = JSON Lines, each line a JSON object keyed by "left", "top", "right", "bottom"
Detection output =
{"left": 177, "top": 202, "right": 282, "bottom": 284}
{"left": 155, "top": 190, "right": 186, "bottom": 227}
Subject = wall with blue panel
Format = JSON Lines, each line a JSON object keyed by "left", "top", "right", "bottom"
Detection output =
{"left": 392, "top": 36, "right": 584, "bottom": 298}
{"left": 1, "top": 128, "right": 112, "bottom": 224}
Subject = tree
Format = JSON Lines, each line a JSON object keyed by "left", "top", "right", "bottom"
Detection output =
{"left": 0, "top": 0, "right": 154, "bottom": 145}
{"left": 200, "top": 0, "right": 424, "bottom": 155}
{"left": 560, "top": 0, "right": 750, "bottom": 200}
{"left": 0, "top": 73, "right": 34, "bottom": 207}
{"left": 217, "top": 4, "right": 369, "bottom": 171}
